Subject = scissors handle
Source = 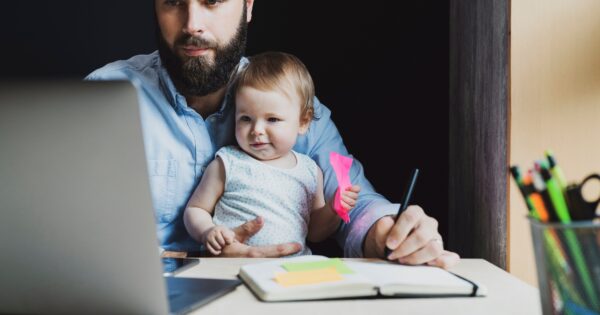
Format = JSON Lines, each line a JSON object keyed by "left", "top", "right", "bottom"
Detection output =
{"left": 566, "top": 174, "right": 600, "bottom": 220}
{"left": 579, "top": 174, "right": 600, "bottom": 204}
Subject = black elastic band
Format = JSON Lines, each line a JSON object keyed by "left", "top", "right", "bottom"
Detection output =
{"left": 450, "top": 272, "right": 479, "bottom": 297}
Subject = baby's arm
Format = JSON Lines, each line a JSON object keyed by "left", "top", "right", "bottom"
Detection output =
{"left": 308, "top": 167, "right": 361, "bottom": 243}
{"left": 183, "top": 157, "right": 234, "bottom": 255}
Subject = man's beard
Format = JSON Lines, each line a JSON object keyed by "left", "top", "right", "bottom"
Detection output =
{"left": 157, "top": 11, "right": 247, "bottom": 97}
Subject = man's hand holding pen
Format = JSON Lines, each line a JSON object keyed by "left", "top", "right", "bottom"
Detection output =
{"left": 363, "top": 169, "right": 460, "bottom": 269}
{"left": 364, "top": 206, "right": 460, "bottom": 269}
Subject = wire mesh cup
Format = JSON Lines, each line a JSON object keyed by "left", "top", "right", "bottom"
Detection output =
{"left": 529, "top": 218, "right": 600, "bottom": 315}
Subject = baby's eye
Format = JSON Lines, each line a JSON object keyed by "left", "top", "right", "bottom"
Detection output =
{"left": 239, "top": 116, "right": 251, "bottom": 122}
{"left": 267, "top": 117, "right": 281, "bottom": 123}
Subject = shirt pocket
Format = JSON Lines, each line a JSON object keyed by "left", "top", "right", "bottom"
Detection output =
{"left": 148, "top": 159, "right": 178, "bottom": 223}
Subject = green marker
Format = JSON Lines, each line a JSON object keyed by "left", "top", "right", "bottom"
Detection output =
{"left": 545, "top": 150, "right": 568, "bottom": 192}
{"left": 539, "top": 165, "right": 571, "bottom": 223}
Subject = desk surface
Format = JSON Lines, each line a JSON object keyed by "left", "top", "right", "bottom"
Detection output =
{"left": 176, "top": 258, "right": 542, "bottom": 315}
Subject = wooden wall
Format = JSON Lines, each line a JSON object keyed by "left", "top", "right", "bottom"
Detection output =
{"left": 449, "top": 0, "right": 510, "bottom": 269}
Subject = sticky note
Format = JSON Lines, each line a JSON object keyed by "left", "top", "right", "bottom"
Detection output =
{"left": 282, "top": 258, "right": 354, "bottom": 274}
{"left": 329, "top": 152, "right": 353, "bottom": 223}
{"left": 274, "top": 267, "right": 343, "bottom": 287}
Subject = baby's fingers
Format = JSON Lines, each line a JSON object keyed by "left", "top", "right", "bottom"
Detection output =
{"left": 206, "top": 242, "right": 222, "bottom": 256}
{"left": 341, "top": 195, "right": 356, "bottom": 210}
{"left": 347, "top": 185, "right": 361, "bottom": 193}
{"left": 341, "top": 193, "right": 357, "bottom": 206}
{"left": 223, "top": 229, "right": 235, "bottom": 244}
{"left": 215, "top": 231, "right": 226, "bottom": 247}
{"left": 208, "top": 238, "right": 222, "bottom": 252}
{"left": 342, "top": 189, "right": 359, "bottom": 202}
{"left": 343, "top": 186, "right": 360, "bottom": 199}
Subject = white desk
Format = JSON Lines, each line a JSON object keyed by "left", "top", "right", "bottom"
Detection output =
{"left": 176, "top": 258, "right": 542, "bottom": 315}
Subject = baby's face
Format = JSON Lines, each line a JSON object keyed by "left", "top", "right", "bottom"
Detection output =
{"left": 234, "top": 86, "right": 308, "bottom": 162}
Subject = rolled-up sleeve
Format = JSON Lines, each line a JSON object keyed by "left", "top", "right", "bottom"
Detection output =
{"left": 295, "top": 97, "right": 400, "bottom": 257}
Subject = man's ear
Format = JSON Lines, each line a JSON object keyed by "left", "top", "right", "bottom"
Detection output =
{"left": 246, "top": 0, "right": 255, "bottom": 23}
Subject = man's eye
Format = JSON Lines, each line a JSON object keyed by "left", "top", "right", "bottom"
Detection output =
{"left": 206, "top": 0, "right": 223, "bottom": 5}
{"left": 165, "top": 0, "right": 183, "bottom": 6}
{"left": 267, "top": 117, "right": 281, "bottom": 123}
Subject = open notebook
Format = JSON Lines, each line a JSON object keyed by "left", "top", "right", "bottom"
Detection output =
{"left": 239, "top": 256, "right": 486, "bottom": 302}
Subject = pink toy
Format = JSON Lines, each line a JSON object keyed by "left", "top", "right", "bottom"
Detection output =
{"left": 329, "top": 152, "right": 353, "bottom": 223}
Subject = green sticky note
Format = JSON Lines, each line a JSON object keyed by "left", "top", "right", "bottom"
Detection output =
{"left": 282, "top": 258, "right": 354, "bottom": 274}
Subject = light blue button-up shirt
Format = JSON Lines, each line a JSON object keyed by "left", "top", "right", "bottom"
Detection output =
{"left": 86, "top": 51, "right": 399, "bottom": 257}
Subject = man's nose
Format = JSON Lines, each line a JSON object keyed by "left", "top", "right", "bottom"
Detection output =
{"left": 183, "top": 2, "right": 208, "bottom": 35}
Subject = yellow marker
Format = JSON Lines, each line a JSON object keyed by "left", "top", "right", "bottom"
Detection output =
{"left": 274, "top": 267, "right": 343, "bottom": 287}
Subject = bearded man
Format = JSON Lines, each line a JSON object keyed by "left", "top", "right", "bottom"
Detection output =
{"left": 87, "top": 0, "right": 459, "bottom": 267}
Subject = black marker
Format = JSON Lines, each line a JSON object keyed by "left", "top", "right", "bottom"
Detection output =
{"left": 385, "top": 168, "right": 419, "bottom": 258}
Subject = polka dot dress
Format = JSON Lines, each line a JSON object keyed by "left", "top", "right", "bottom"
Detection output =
{"left": 213, "top": 146, "right": 319, "bottom": 256}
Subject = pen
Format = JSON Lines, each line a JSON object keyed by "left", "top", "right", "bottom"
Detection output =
{"left": 385, "top": 168, "right": 419, "bottom": 258}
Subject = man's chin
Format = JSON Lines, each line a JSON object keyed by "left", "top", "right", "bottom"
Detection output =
{"left": 178, "top": 54, "right": 215, "bottom": 67}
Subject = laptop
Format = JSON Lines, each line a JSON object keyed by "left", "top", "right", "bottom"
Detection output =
{"left": 0, "top": 81, "right": 241, "bottom": 314}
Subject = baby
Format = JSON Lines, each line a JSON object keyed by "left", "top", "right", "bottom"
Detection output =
{"left": 183, "top": 51, "right": 360, "bottom": 256}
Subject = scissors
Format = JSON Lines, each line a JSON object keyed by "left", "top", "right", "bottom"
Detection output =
{"left": 566, "top": 174, "right": 600, "bottom": 221}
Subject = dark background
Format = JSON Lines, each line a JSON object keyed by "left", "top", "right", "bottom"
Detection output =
{"left": 0, "top": 1, "right": 449, "bottom": 250}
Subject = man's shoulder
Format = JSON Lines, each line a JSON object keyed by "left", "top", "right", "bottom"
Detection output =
{"left": 86, "top": 51, "right": 161, "bottom": 81}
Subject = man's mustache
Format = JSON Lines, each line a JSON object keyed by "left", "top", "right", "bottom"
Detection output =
{"left": 176, "top": 35, "right": 217, "bottom": 49}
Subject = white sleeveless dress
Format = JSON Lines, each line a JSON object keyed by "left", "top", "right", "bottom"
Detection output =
{"left": 213, "top": 146, "right": 319, "bottom": 255}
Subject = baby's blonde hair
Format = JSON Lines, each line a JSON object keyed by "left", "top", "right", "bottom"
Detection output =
{"left": 234, "top": 51, "right": 315, "bottom": 125}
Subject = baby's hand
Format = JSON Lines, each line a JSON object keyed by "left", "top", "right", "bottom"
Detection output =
{"left": 205, "top": 225, "right": 235, "bottom": 256}
{"left": 340, "top": 185, "right": 361, "bottom": 211}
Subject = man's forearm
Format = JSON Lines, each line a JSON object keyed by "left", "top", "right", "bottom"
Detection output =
{"left": 362, "top": 215, "right": 391, "bottom": 258}
{"left": 336, "top": 199, "right": 399, "bottom": 257}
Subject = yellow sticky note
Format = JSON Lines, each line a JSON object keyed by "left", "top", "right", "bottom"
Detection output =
{"left": 282, "top": 258, "right": 354, "bottom": 274}
{"left": 274, "top": 267, "right": 343, "bottom": 287}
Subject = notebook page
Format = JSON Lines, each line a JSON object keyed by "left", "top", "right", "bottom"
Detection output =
{"left": 346, "top": 262, "right": 472, "bottom": 289}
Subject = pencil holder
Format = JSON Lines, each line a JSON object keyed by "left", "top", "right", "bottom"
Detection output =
{"left": 529, "top": 218, "right": 600, "bottom": 315}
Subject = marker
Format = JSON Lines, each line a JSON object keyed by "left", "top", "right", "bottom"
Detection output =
{"left": 530, "top": 169, "right": 558, "bottom": 222}
{"left": 510, "top": 166, "right": 536, "bottom": 214}
{"left": 545, "top": 150, "right": 568, "bottom": 192}
{"left": 522, "top": 175, "right": 549, "bottom": 222}
{"left": 539, "top": 164, "right": 571, "bottom": 223}
{"left": 385, "top": 168, "right": 419, "bottom": 258}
